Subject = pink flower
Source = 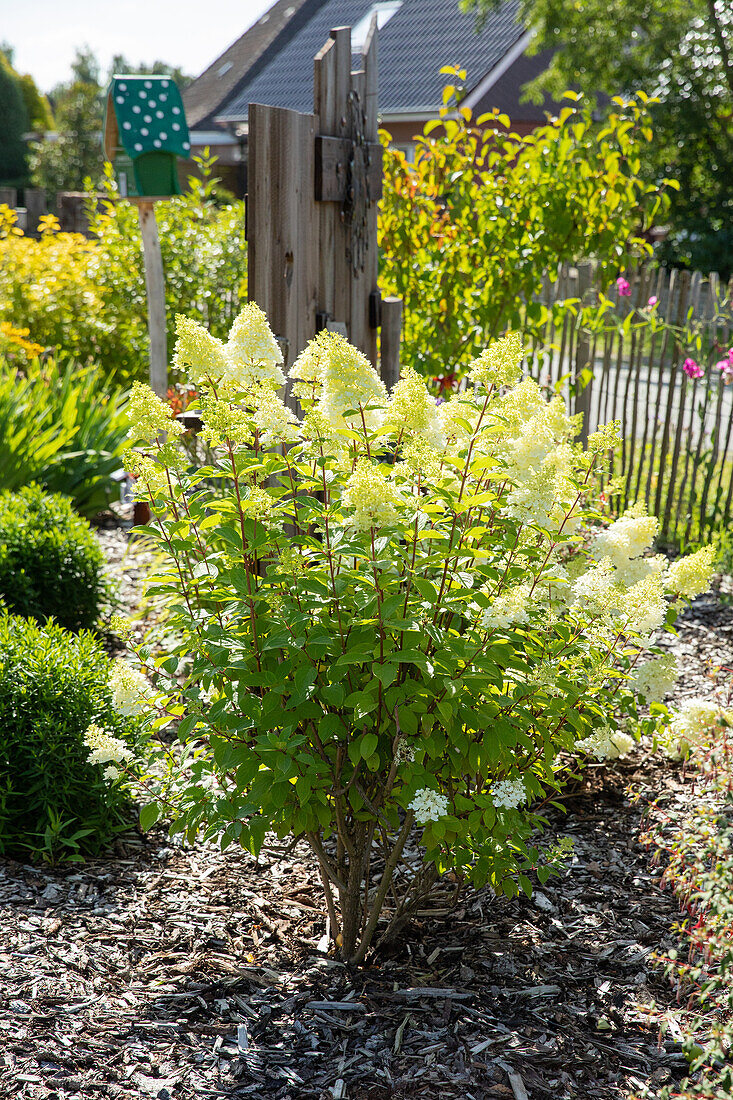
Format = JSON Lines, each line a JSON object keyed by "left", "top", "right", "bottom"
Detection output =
{"left": 616, "top": 277, "right": 631, "bottom": 297}
{"left": 647, "top": 295, "right": 658, "bottom": 308}
{"left": 715, "top": 349, "right": 733, "bottom": 377}
{"left": 683, "top": 358, "right": 703, "bottom": 379}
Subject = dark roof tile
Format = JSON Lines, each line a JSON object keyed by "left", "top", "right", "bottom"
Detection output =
{"left": 183, "top": 0, "right": 321, "bottom": 128}
{"left": 217, "top": 0, "right": 524, "bottom": 123}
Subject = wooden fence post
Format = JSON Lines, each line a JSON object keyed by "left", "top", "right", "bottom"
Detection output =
{"left": 574, "top": 261, "right": 593, "bottom": 446}
{"left": 380, "top": 297, "right": 402, "bottom": 390}
{"left": 137, "top": 200, "right": 168, "bottom": 397}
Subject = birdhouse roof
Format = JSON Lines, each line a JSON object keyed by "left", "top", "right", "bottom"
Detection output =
{"left": 104, "top": 75, "right": 191, "bottom": 160}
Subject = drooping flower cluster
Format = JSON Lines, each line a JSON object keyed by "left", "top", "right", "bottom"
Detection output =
{"left": 630, "top": 654, "right": 678, "bottom": 702}
{"left": 671, "top": 698, "right": 731, "bottom": 740}
{"left": 110, "top": 660, "right": 149, "bottom": 716}
{"left": 84, "top": 722, "right": 133, "bottom": 781}
{"left": 576, "top": 725, "right": 635, "bottom": 761}
{"left": 663, "top": 697, "right": 733, "bottom": 761}
{"left": 683, "top": 357, "right": 704, "bottom": 380}
{"left": 410, "top": 788, "right": 449, "bottom": 824}
{"left": 490, "top": 778, "right": 527, "bottom": 809}
{"left": 666, "top": 546, "right": 716, "bottom": 599}
{"left": 592, "top": 511, "right": 659, "bottom": 573}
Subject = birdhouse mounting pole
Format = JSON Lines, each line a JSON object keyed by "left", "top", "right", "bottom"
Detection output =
{"left": 137, "top": 200, "right": 168, "bottom": 397}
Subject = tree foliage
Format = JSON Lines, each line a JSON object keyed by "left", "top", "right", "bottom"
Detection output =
{"left": 463, "top": 0, "right": 733, "bottom": 273}
{"left": 0, "top": 53, "right": 29, "bottom": 187}
{"left": 379, "top": 84, "right": 669, "bottom": 381}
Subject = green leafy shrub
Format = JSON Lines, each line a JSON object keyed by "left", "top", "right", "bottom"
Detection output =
{"left": 379, "top": 85, "right": 671, "bottom": 383}
{"left": 0, "top": 614, "right": 139, "bottom": 861}
{"left": 121, "top": 305, "right": 713, "bottom": 965}
{"left": 0, "top": 354, "right": 131, "bottom": 516}
{"left": 0, "top": 485, "right": 108, "bottom": 630}
{"left": 0, "top": 153, "right": 247, "bottom": 381}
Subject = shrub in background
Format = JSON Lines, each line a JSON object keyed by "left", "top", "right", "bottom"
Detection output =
{"left": 0, "top": 153, "right": 247, "bottom": 382}
{"left": 379, "top": 85, "right": 672, "bottom": 384}
{"left": 122, "top": 306, "right": 713, "bottom": 965}
{"left": 0, "top": 485, "right": 108, "bottom": 631}
{"left": 0, "top": 355, "right": 131, "bottom": 517}
{"left": 0, "top": 615, "right": 139, "bottom": 861}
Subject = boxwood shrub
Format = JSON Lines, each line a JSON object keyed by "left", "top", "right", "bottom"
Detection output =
{"left": 0, "top": 614, "right": 140, "bottom": 861}
{"left": 0, "top": 484, "right": 108, "bottom": 630}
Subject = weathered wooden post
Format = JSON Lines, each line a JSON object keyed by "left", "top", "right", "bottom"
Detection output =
{"left": 247, "top": 18, "right": 400, "bottom": 394}
{"left": 574, "top": 260, "right": 594, "bottom": 446}
{"left": 102, "top": 74, "right": 192, "bottom": 396}
{"left": 136, "top": 201, "right": 168, "bottom": 397}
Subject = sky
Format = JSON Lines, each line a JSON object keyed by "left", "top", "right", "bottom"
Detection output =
{"left": 2, "top": 0, "right": 275, "bottom": 92}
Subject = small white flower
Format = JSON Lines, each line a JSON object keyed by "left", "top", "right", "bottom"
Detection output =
{"left": 490, "top": 778, "right": 527, "bottom": 809}
{"left": 409, "top": 788, "right": 449, "bottom": 824}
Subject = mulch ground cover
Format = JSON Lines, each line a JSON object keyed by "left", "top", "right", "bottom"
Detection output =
{"left": 2, "top": 517, "right": 730, "bottom": 1100}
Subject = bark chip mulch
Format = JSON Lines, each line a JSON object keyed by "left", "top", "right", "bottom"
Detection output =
{"left": 1, "top": 521, "right": 729, "bottom": 1100}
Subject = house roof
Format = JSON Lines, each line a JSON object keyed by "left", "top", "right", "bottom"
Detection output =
{"left": 216, "top": 0, "right": 526, "bottom": 126}
{"left": 182, "top": 0, "right": 320, "bottom": 129}
{"left": 470, "top": 47, "right": 566, "bottom": 122}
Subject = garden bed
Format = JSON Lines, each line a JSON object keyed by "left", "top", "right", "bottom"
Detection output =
{"left": 1, "top": 519, "right": 729, "bottom": 1100}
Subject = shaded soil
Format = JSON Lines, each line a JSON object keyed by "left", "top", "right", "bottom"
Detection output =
{"left": 2, "top": 521, "right": 730, "bottom": 1100}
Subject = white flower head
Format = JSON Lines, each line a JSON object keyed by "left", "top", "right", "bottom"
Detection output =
{"left": 224, "top": 303, "right": 286, "bottom": 390}
{"left": 110, "top": 660, "right": 149, "bottom": 716}
{"left": 342, "top": 458, "right": 404, "bottom": 531}
{"left": 173, "top": 314, "right": 230, "bottom": 383}
{"left": 84, "top": 723, "right": 133, "bottom": 767}
{"left": 576, "top": 724, "right": 635, "bottom": 761}
{"left": 481, "top": 584, "right": 533, "bottom": 631}
{"left": 630, "top": 654, "right": 678, "bottom": 702}
{"left": 592, "top": 511, "right": 659, "bottom": 570}
{"left": 490, "top": 778, "right": 527, "bottom": 809}
{"left": 666, "top": 546, "right": 716, "bottom": 600}
{"left": 409, "top": 787, "right": 449, "bottom": 824}
{"left": 316, "top": 330, "right": 387, "bottom": 431}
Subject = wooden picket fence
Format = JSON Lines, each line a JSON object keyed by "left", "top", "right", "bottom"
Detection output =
{"left": 524, "top": 261, "right": 733, "bottom": 547}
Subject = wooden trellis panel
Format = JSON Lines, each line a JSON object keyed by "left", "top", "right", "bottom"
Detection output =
{"left": 247, "top": 20, "right": 384, "bottom": 378}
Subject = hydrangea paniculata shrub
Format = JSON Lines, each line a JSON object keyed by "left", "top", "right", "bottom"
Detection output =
{"left": 122, "top": 305, "right": 714, "bottom": 964}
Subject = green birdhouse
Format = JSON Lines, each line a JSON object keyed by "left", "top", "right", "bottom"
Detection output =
{"left": 103, "top": 75, "right": 191, "bottom": 198}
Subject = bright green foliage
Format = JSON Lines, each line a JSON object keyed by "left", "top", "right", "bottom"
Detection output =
{"left": 0, "top": 614, "right": 139, "bottom": 861}
{"left": 464, "top": 0, "right": 733, "bottom": 275}
{"left": 122, "top": 305, "right": 708, "bottom": 964}
{"left": 379, "top": 87, "right": 669, "bottom": 381}
{"left": 0, "top": 155, "right": 247, "bottom": 381}
{"left": 0, "top": 485, "right": 108, "bottom": 631}
{"left": 0, "top": 354, "right": 131, "bottom": 516}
